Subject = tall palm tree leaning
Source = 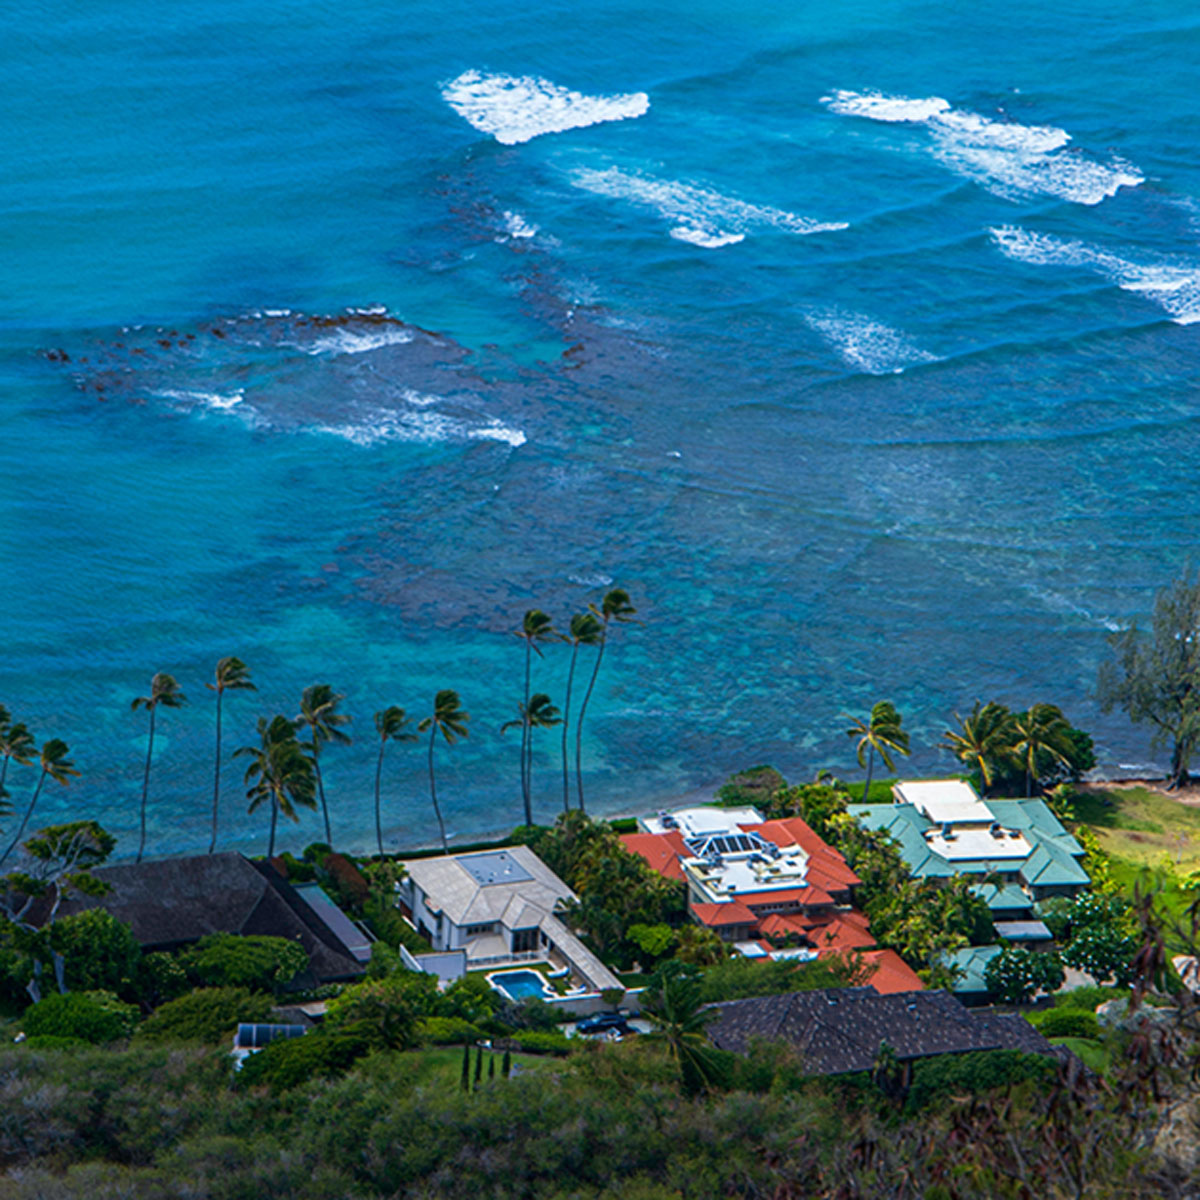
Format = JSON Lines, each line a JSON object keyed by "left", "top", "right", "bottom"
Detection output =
{"left": 295, "top": 684, "right": 351, "bottom": 849}
{"left": 513, "top": 611, "right": 559, "bottom": 817}
{"left": 560, "top": 612, "right": 602, "bottom": 812}
{"left": 1010, "top": 703, "right": 1076, "bottom": 798}
{"left": 418, "top": 690, "right": 468, "bottom": 854}
{"left": 235, "top": 715, "right": 317, "bottom": 859}
{"left": 0, "top": 707, "right": 35, "bottom": 820}
{"left": 574, "top": 588, "right": 638, "bottom": 812}
{"left": 132, "top": 672, "right": 186, "bottom": 864}
{"left": 0, "top": 739, "right": 80, "bottom": 867}
{"left": 843, "top": 700, "right": 911, "bottom": 802}
{"left": 939, "top": 701, "right": 1015, "bottom": 796}
{"left": 502, "top": 692, "right": 563, "bottom": 827}
{"left": 206, "top": 657, "right": 256, "bottom": 855}
{"left": 373, "top": 706, "right": 417, "bottom": 857}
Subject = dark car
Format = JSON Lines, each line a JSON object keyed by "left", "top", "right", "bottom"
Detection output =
{"left": 576, "top": 1011, "right": 631, "bottom": 1035}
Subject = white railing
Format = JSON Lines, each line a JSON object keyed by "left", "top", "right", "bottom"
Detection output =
{"left": 467, "top": 950, "right": 545, "bottom": 968}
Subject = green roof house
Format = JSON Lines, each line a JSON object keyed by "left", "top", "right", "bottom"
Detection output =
{"left": 848, "top": 780, "right": 1090, "bottom": 906}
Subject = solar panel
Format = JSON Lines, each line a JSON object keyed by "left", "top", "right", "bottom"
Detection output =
{"left": 235, "top": 1023, "right": 308, "bottom": 1049}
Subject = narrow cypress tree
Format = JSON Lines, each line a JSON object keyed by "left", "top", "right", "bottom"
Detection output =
{"left": 502, "top": 1049, "right": 511, "bottom": 1078}
{"left": 488, "top": 1054, "right": 495, "bottom": 1080}
{"left": 460, "top": 1041, "right": 471, "bottom": 1091}
{"left": 474, "top": 1044, "right": 483, "bottom": 1085}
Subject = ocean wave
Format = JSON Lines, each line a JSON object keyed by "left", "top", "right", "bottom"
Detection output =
{"left": 157, "top": 388, "right": 244, "bottom": 411}
{"left": 991, "top": 225, "right": 1200, "bottom": 324}
{"left": 823, "top": 89, "right": 1142, "bottom": 206}
{"left": 310, "top": 406, "right": 526, "bottom": 448}
{"left": 441, "top": 70, "right": 648, "bottom": 145}
{"left": 304, "top": 325, "right": 416, "bottom": 356}
{"left": 571, "top": 166, "right": 847, "bottom": 247}
{"left": 568, "top": 572, "right": 614, "bottom": 587}
{"left": 804, "top": 308, "right": 937, "bottom": 375}
{"left": 501, "top": 210, "right": 538, "bottom": 239}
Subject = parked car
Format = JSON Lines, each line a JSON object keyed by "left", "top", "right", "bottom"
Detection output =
{"left": 577, "top": 1011, "right": 631, "bottom": 1035}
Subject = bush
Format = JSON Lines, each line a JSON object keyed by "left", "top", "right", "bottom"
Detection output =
{"left": 440, "top": 974, "right": 500, "bottom": 1023}
{"left": 493, "top": 995, "right": 561, "bottom": 1032}
{"left": 136, "top": 951, "right": 191, "bottom": 1007}
{"left": 718, "top": 765, "right": 786, "bottom": 809}
{"left": 49, "top": 911, "right": 142, "bottom": 999}
{"left": 21, "top": 1034, "right": 89, "bottom": 1049}
{"left": 905, "top": 1050, "right": 1056, "bottom": 1113}
{"left": 136, "top": 987, "right": 275, "bottom": 1045}
{"left": 23, "top": 990, "right": 139, "bottom": 1044}
{"left": 984, "top": 947, "right": 1065, "bottom": 1005}
{"left": 506, "top": 1030, "right": 573, "bottom": 1055}
{"left": 363, "top": 898, "right": 432, "bottom": 954}
{"left": 179, "top": 934, "right": 309, "bottom": 993}
{"left": 416, "top": 1016, "right": 481, "bottom": 1045}
{"left": 323, "top": 973, "right": 436, "bottom": 1049}
{"left": 1062, "top": 924, "right": 1138, "bottom": 987}
{"left": 1034, "top": 1009, "right": 1101, "bottom": 1039}
{"left": 238, "top": 1026, "right": 373, "bottom": 1091}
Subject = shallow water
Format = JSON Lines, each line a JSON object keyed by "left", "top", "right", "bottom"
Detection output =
{"left": 2, "top": 0, "right": 1197, "bottom": 858}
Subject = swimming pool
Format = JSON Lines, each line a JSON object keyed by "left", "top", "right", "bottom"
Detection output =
{"left": 486, "top": 968, "right": 553, "bottom": 1002}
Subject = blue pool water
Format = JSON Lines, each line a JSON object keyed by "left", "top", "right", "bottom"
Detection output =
{"left": 487, "top": 969, "right": 552, "bottom": 1002}
{"left": 2, "top": 0, "right": 1198, "bottom": 859}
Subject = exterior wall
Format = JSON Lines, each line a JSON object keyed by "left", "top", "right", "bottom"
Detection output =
{"left": 398, "top": 945, "right": 468, "bottom": 982}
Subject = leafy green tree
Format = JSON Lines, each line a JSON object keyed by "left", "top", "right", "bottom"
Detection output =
{"left": 135, "top": 986, "right": 274, "bottom": 1044}
{"left": 372, "top": 706, "right": 417, "bottom": 857}
{"left": 0, "top": 739, "right": 80, "bottom": 867}
{"left": 49, "top": 910, "right": 141, "bottom": 997}
{"left": 295, "top": 684, "right": 352, "bottom": 848}
{"left": 238, "top": 1025, "right": 373, "bottom": 1092}
{"left": 560, "top": 612, "right": 603, "bottom": 811}
{"left": 418, "top": 690, "right": 468, "bottom": 854}
{"left": 235, "top": 715, "right": 317, "bottom": 858}
{"left": 844, "top": 701, "right": 910, "bottom": 802}
{"left": 627, "top": 922, "right": 677, "bottom": 968}
{"left": 574, "top": 588, "right": 638, "bottom": 812}
{"left": 766, "top": 781, "right": 850, "bottom": 838}
{"left": 1062, "top": 924, "right": 1138, "bottom": 986}
{"left": 940, "top": 701, "right": 1015, "bottom": 795}
{"left": 1009, "top": 703, "right": 1077, "bottom": 797}
{"left": 513, "top": 610, "right": 560, "bottom": 817}
{"left": 207, "top": 656, "right": 256, "bottom": 855}
{"left": 675, "top": 924, "right": 728, "bottom": 966}
{"left": 22, "top": 989, "right": 138, "bottom": 1044}
{"left": 132, "top": 672, "right": 185, "bottom": 863}
{"left": 1098, "top": 568, "right": 1200, "bottom": 789}
{"left": 983, "top": 946, "right": 1064, "bottom": 1004}
{"left": 502, "top": 692, "right": 562, "bottom": 828}
{"left": 0, "top": 707, "right": 34, "bottom": 816}
{"left": 179, "top": 933, "right": 308, "bottom": 992}
{"left": 717, "top": 764, "right": 787, "bottom": 810}
{"left": 324, "top": 973, "right": 433, "bottom": 1049}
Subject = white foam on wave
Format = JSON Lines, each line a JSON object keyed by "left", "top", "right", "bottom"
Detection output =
{"left": 502, "top": 210, "right": 538, "bottom": 239}
{"left": 823, "top": 89, "right": 1142, "bottom": 206}
{"left": 442, "top": 70, "right": 648, "bottom": 145}
{"left": 304, "top": 326, "right": 416, "bottom": 356}
{"left": 571, "top": 166, "right": 847, "bottom": 248}
{"left": 991, "top": 225, "right": 1200, "bottom": 324}
{"left": 311, "top": 406, "right": 526, "bottom": 448}
{"left": 804, "top": 308, "right": 937, "bottom": 375}
{"left": 157, "top": 388, "right": 245, "bottom": 411}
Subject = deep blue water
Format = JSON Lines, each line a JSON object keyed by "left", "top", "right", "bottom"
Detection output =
{"left": 3, "top": 0, "right": 1199, "bottom": 859}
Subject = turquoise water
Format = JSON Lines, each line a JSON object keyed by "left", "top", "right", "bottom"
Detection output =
{"left": 488, "top": 970, "right": 552, "bottom": 1002}
{"left": 3, "top": 1, "right": 1199, "bottom": 858}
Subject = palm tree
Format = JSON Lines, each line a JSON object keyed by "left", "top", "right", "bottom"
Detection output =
{"left": 1010, "top": 703, "right": 1076, "bottom": 797}
{"left": 641, "top": 961, "right": 722, "bottom": 1095}
{"left": 295, "top": 684, "right": 352, "bottom": 848}
{"left": 0, "top": 740, "right": 80, "bottom": 866}
{"left": 843, "top": 701, "right": 911, "bottom": 802}
{"left": 513, "top": 611, "right": 560, "bottom": 815}
{"left": 575, "top": 588, "right": 638, "bottom": 812}
{"left": 132, "top": 672, "right": 186, "bottom": 863}
{"left": 0, "top": 708, "right": 35, "bottom": 819}
{"left": 373, "top": 706, "right": 417, "bottom": 857}
{"left": 418, "top": 690, "right": 468, "bottom": 854}
{"left": 206, "top": 657, "right": 256, "bottom": 855}
{"left": 235, "top": 715, "right": 317, "bottom": 858}
{"left": 502, "top": 692, "right": 562, "bottom": 827}
{"left": 560, "top": 612, "right": 602, "bottom": 812}
{"left": 940, "top": 701, "right": 1015, "bottom": 795}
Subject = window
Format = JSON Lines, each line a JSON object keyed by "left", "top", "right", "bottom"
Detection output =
{"left": 511, "top": 927, "right": 540, "bottom": 954}
{"left": 465, "top": 923, "right": 494, "bottom": 937}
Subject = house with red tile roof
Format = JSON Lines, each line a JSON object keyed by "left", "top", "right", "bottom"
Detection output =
{"left": 623, "top": 805, "right": 921, "bottom": 995}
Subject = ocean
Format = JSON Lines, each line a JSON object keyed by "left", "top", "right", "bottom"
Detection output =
{"left": 3, "top": 0, "right": 1198, "bottom": 859}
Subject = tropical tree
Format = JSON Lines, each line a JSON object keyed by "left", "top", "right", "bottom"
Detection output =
{"left": 418, "top": 690, "right": 468, "bottom": 854}
{"left": 502, "top": 692, "right": 562, "bottom": 827}
{"left": 235, "top": 715, "right": 317, "bottom": 859}
{"left": 843, "top": 701, "right": 910, "bottom": 801}
{"left": 206, "top": 657, "right": 256, "bottom": 855}
{"left": 0, "top": 740, "right": 80, "bottom": 868}
{"left": 641, "top": 960, "right": 724, "bottom": 1094}
{"left": 1098, "top": 568, "right": 1200, "bottom": 789}
{"left": 131, "top": 672, "right": 186, "bottom": 863}
{"left": 296, "top": 684, "right": 352, "bottom": 848}
{"left": 574, "top": 588, "right": 638, "bottom": 812}
{"left": 940, "top": 701, "right": 1015, "bottom": 795}
{"left": 373, "top": 706, "right": 417, "bottom": 857}
{"left": 513, "top": 611, "right": 559, "bottom": 815}
{"left": 560, "top": 612, "right": 602, "bottom": 812}
{"left": 0, "top": 707, "right": 34, "bottom": 817}
{"left": 1009, "top": 703, "right": 1076, "bottom": 797}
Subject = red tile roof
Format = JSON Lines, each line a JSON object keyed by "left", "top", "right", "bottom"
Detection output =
{"left": 859, "top": 949, "right": 925, "bottom": 995}
{"left": 738, "top": 885, "right": 834, "bottom": 908}
{"left": 619, "top": 830, "right": 687, "bottom": 881}
{"left": 746, "top": 818, "right": 860, "bottom": 890}
{"left": 691, "top": 900, "right": 757, "bottom": 927}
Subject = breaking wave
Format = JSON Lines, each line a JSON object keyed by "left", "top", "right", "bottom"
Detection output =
{"left": 804, "top": 308, "right": 938, "bottom": 375}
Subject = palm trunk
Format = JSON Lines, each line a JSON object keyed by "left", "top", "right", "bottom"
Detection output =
{"left": 0, "top": 767, "right": 47, "bottom": 866}
{"left": 209, "top": 691, "right": 223, "bottom": 854}
{"left": 863, "top": 745, "right": 875, "bottom": 804}
{"left": 561, "top": 643, "right": 579, "bottom": 812}
{"left": 428, "top": 726, "right": 448, "bottom": 853}
{"left": 375, "top": 738, "right": 386, "bottom": 857}
{"left": 520, "top": 641, "right": 531, "bottom": 811}
{"left": 267, "top": 793, "right": 279, "bottom": 858}
{"left": 574, "top": 631, "right": 607, "bottom": 812}
{"left": 523, "top": 720, "right": 534, "bottom": 828}
{"left": 137, "top": 707, "right": 157, "bottom": 863}
{"left": 313, "top": 746, "right": 332, "bottom": 847}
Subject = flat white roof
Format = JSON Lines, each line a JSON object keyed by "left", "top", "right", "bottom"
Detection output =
{"left": 640, "top": 805, "right": 763, "bottom": 837}
{"left": 925, "top": 826, "right": 1031, "bottom": 862}
{"left": 894, "top": 780, "right": 991, "bottom": 825}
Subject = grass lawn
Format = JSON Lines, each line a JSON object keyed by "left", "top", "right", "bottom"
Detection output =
{"left": 1072, "top": 786, "right": 1200, "bottom": 872}
{"left": 1050, "top": 1036, "right": 1110, "bottom": 1074}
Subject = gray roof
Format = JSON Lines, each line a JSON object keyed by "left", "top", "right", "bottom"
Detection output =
{"left": 704, "top": 987, "right": 1054, "bottom": 1074}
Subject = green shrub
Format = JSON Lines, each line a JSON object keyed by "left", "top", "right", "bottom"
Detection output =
{"left": 324, "top": 973, "right": 436, "bottom": 1048}
{"left": 136, "top": 987, "right": 275, "bottom": 1045}
{"left": 440, "top": 973, "right": 500, "bottom": 1023}
{"left": 363, "top": 897, "right": 432, "bottom": 954}
{"left": 983, "top": 947, "right": 1065, "bottom": 1004}
{"left": 1034, "top": 1009, "right": 1101, "bottom": 1039}
{"left": 136, "top": 950, "right": 191, "bottom": 1007}
{"left": 21, "top": 1034, "right": 88, "bottom": 1049}
{"left": 507, "top": 1030, "right": 573, "bottom": 1055}
{"left": 237, "top": 1026, "right": 373, "bottom": 1091}
{"left": 905, "top": 1050, "right": 1056, "bottom": 1113}
{"left": 416, "top": 1016, "right": 481, "bottom": 1045}
{"left": 23, "top": 990, "right": 138, "bottom": 1044}
{"left": 49, "top": 911, "right": 142, "bottom": 999}
{"left": 179, "top": 934, "right": 308, "bottom": 993}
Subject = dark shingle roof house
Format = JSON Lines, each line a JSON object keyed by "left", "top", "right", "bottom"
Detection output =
{"left": 704, "top": 986, "right": 1053, "bottom": 1075}
{"left": 33, "top": 852, "right": 367, "bottom": 986}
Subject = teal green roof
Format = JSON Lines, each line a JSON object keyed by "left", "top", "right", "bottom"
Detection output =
{"left": 971, "top": 882, "right": 1033, "bottom": 912}
{"left": 1021, "top": 841, "right": 1091, "bottom": 887}
{"left": 941, "top": 944, "right": 1003, "bottom": 993}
